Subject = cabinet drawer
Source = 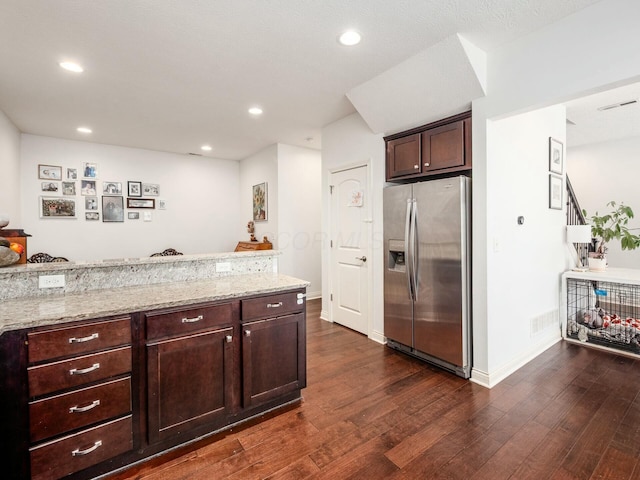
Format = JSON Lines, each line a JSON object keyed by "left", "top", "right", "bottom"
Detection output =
{"left": 146, "top": 302, "right": 236, "bottom": 341}
{"left": 28, "top": 346, "right": 131, "bottom": 398}
{"left": 28, "top": 317, "right": 131, "bottom": 364}
{"left": 30, "top": 377, "right": 131, "bottom": 443}
{"left": 30, "top": 415, "right": 133, "bottom": 480}
{"left": 242, "top": 291, "right": 304, "bottom": 321}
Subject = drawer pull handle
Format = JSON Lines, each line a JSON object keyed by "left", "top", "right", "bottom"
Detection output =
{"left": 225, "top": 335, "right": 233, "bottom": 343}
{"left": 267, "top": 302, "right": 283, "bottom": 308}
{"left": 182, "top": 314, "right": 203, "bottom": 323}
{"left": 71, "top": 440, "right": 102, "bottom": 456}
{"left": 69, "top": 363, "right": 100, "bottom": 376}
{"left": 69, "top": 400, "right": 101, "bottom": 413}
{"left": 244, "top": 330, "right": 251, "bottom": 337}
{"left": 69, "top": 333, "right": 99, "bottom": 344}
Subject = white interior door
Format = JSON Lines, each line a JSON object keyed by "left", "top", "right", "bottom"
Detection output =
{"left": 329, "top": 165, "right": 370, "bottom": 335}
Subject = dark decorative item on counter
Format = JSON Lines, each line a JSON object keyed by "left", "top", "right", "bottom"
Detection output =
{"left": 583, "top": 201, "right": 640, "bottom": 271}
{"left": 247, "top": 220, "right": 257, "bottom": 241}
{"left": 0, "top": 213, "right": 9, "bottom": 228}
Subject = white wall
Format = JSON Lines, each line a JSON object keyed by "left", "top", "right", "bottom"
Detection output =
{"left": 20, "top": 135, "right": 240, "bottom": 260}
{"left": 238, "top": 144, "right": 278, "bottom": 246}
{"left": 0, "top": 110, "right": 21, "bottom": 225}
{"left": 321, "top": 112, "right": 385, "bottom": 341}
{"left": 470, "top": 0, "right": 640, "bottom": 386}
{"left": 477, "top": 105, "right": 567, "bottom": 386}
{"left": 277, "top": 144, "right": 322, "bottom": 298}
{"left": 568, "top": 137, "right": 640, "bottom": 269}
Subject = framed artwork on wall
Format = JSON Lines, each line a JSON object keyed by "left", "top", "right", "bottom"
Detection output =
{"left": 253, "top": 182, "right": 267, "bottom": 222}
{"left": 549, "top": 174, "right": 563, "bottom": 210}
{"left": 142, "top": 183, "right": 159, "bottom": 196}
{"left": 103, "top": 182, "right": 122, "bottom": 194}
{"left": 127, "top": 198, "right": 155, "bottom": 209}
{"left": 81, "top": 180, "right": 97, "bottom": 196}
{"left": 102, "top": 196, "right": 124, "bottom": 222}
{"left": 38, "top": 164, "right": 62, "bottom": 180}
{"left": 41, "top": 182, "right": 59, "bottom": 192}
{"left": 62, "top": 182, "right": 76, "bottom": 195}
{"left": 67, "top": 168, "right": 78, "bottom": 180}
{"left": 83, "top": 162, "right": 98, "bottom": 178}
{"left": 549, "top": 137, "right": 563, "bottom": 174}
{"left": 85, "top": 212, "right": 99, "bottom": 221}
{"left": 128, "top": 181, "right": 142, "bottom": 197}
{"left": 40, "top": 197, "right": 76, "bottom": 218}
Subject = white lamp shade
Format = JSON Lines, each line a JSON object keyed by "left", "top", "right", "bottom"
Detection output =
{"left": 566, "top": 224, "right": 592, "bottom": 243}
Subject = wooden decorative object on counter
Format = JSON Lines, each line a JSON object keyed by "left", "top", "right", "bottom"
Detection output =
{"left": 235, "top": 240, "right": 272, "bottom": 252}
{"left": 0, "top": 229, "right": 31, "bottom": 265}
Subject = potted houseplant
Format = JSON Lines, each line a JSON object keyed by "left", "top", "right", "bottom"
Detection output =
{"left": 583, "top": 201, "right": 640, "bottom": 271}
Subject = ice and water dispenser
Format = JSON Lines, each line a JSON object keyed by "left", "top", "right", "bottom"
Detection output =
{"left": 387, "top": 239, "right": 406, "bottom": 272}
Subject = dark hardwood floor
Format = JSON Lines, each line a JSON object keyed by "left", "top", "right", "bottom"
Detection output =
{"left": 110, "top": 298, "right": 640, "bottom": 479}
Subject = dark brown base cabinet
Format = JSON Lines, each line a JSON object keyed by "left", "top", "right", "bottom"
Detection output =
{"left": 0, "top": 288, "right": 306, "bottom": 480}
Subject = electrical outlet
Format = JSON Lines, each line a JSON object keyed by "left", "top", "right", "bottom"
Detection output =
{"left": 216, "top": 262, "right": 231, "bottom": 272}
{"left": 39, "top": 274, "right": 65, "bottom": 289}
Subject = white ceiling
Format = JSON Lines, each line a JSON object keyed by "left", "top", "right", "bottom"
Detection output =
{"left": 0, "top": 0, "right": 602, "bottom": 160}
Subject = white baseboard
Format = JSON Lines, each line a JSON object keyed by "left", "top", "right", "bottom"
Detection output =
{"left": 319, "top": 309, "right": 331, "bottom": 322}
{"left": 306, "top": 291, "right": 321, "bottom": 300}
{"left": 470, "top": 332, "right": 561, "bottom": 388}
{"left": 369, "top": 330, "right": 385, "bottom": 345}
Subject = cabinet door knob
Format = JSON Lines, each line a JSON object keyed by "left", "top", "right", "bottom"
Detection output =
{"left": 424, "top": 163, "right": 430, "bottom": 167}
{"left": 414, "top": 165, "right": 419, "bottom": 169}
{"left": 267, "top": 302, "right": 283, "bottom": 308}
{"left": 244, "top": 330, "right": 251, "bottom": 337}
{"left": 225, "top": 335, "right": 233, "bottom": 343}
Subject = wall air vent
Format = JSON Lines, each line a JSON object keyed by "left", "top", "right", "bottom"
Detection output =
{"left": 597, "top": 99, "right": 638, "bottom": 111}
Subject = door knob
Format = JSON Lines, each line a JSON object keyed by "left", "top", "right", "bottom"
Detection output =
{"left": 356, "top": 256, "right": 367, "bottom": 262}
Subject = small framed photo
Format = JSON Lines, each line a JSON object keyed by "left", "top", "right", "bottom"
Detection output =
{"left": 41, "top": 181, "right": 59, "bottom": 192}
{"left": 252, "top": 182, "right": 268, "bottom": 222}
{"left": 83, "top": 162, "right": 98, "bottom": 178}
{"left": 102, "top": 196, "right": 125, "bottom": 222}
{"left": 67, "top": 168, "right": 78, "bottom": 180}
{"left": 85, "top": 212, "right": 100, "bottom": 221}
{"left": 103, "top": 182, "right": 122, "bottom": 194}
{"left": 38, "top": 164, "right": 62, "bottom": 180}
{"left": 85, "top": 197, "right": 98, "bottom": 210}
{"left": 62, "top": 181, "right": 76, "bottom": 195}
{"left": 127, "top": 198, "right": 155, "bottom": 209}
{"left": 40, "top": 197, "right": 76, "bottom": 218}
{"left": 81, "top": 180, "right": 97, "bottom": 195}
{"left": 142, "top": 183, "right": 159, "bottom": 196}
{"left": 128, "top": 212, "right": 140, "bottom": 220}
{"left": 128, "top": 181, "right": 142, "bottom": 197}
{"left": 549, "top": 174, "right": 563, "bottom": 210}
{"left": 157, "top": 199, "right": 167, "bottom": 210}
{"left": 549, "top": 137, "right": 563, "bottom": 174}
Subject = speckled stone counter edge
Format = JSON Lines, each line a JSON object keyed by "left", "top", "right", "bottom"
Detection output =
{"left": 0, "top": 273, "right": 309, "bottom": 334}
{"left": 0, "top": 250, "right": 280, "bottom": 301}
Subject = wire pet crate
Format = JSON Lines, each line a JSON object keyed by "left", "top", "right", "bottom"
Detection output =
{"left": 566, "top": 278, "right": 640, "bottom": 354}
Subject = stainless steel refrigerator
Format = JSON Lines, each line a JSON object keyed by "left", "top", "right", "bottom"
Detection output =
{"left": 383, "top": 176, "right": 471, "bottom": 378}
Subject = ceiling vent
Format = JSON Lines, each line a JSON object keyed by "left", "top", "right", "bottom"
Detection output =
{"left": 187, "top": 152, "right": 203, "bottom": 156}
{"left": 597, "top": 99, "right": 638, "bottom": 111}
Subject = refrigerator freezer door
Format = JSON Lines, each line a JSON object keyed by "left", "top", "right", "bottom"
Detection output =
{"left": 413, "top": 177, "right": 469, "bottom": 368}
{"left": 383, "top": 184, "right": 414, "bottom": 348}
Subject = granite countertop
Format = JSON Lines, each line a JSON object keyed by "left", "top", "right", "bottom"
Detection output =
{"left": 0, "top": 273, "right": 309, "bottom": 334}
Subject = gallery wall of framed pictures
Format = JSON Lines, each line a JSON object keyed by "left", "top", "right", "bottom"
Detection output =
{"left": 37, "top": 162, "right": 163, "bottom": 223}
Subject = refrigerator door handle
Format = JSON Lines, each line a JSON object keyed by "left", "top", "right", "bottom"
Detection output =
{"left": 411, "top": 199, "right": 419, "bottom": 301}
{"left": 405, "top": 199, "right": 414, "bottom": 300}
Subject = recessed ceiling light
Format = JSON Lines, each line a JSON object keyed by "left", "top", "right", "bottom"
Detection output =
{"left": 76, "top": 127, "right": 92, "bottom": 134}
{"left": 338, "top": 30, "right": 361, "bottom": 46}
{"left": 201, "top": 145, "right": 212, "bottom": 151}
{"left": 248, "top": 107, "right": 263, "bottom": 116}
{"left": 59, "top": 61, "right": 84, "bottom": 73}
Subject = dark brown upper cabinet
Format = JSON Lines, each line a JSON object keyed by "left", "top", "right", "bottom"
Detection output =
{"left": 385, "top": 112, "right": 471, "bottom": 182}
